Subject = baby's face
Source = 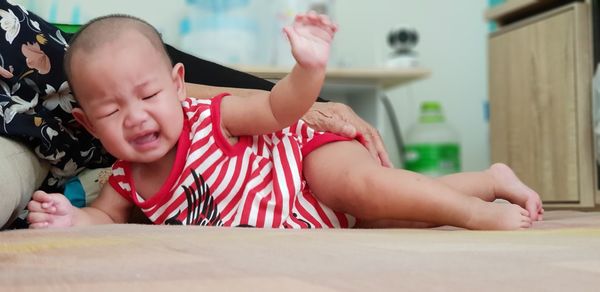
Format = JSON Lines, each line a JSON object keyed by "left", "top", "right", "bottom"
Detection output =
{"left": 71, "top": 31, "right": 186, "bottom": 164}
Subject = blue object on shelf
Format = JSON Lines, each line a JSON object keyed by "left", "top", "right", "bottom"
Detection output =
{"left": 488, "top": 0, "right": 505, "bottom": 7}
{"left": 488, "top": 0, "right": 506, "bottom": 32}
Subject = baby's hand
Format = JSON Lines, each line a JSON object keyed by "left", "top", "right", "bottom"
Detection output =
{"left": 27, "top": 191, "right": 75, "bottom": 228}
{"left": 283, "top": 11, "right": 338, "bottom": 69}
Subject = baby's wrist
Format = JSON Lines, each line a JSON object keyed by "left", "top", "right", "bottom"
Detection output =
{"left": 294, "top": 62, "right": 327, "bottom": 76}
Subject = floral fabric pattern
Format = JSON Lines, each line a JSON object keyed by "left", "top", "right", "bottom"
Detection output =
{"left": 0, "top": 0, "right": 113, "bottom": 192}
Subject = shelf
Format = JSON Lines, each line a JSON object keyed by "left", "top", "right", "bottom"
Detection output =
{"left": 485, "top": 0, "right": 571, "bottom": 25}
{"left": 234, "top": 66, "right": 431, "bottom": 90}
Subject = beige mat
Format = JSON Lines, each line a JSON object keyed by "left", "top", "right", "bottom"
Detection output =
{"left": 1, "top": 210, "right": 600, "bottom": 291}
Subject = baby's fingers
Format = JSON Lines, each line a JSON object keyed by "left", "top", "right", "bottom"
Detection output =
{"left": 32, "top": 190, "right": 55, "bottom": 203}
{"left": 27, "top": 200, "right": 46, "bottom": 213}
{"left": 29, "top": 222, "right": 50, "bottom": 229}
{"left": 297, "top": 12, "right": 337, "bottom": 33}
{"left": 304, "top": 11, "right": 333, "bottom": 26}
{"left": 27, "top": 212, "right": 53, "bottom": 228}
{"left": 312, "top": 13, "right": 338, "bottom": 33}
{"left": 30, "top": 192, "right": 58, "bottom": 212}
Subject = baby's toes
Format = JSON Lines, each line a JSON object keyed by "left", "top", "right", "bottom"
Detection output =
{"left": 520, "top": 213, "right": 532, "bottom": 228}
{"left": 518, "top": 205, "right": 530, "bottom": 217}
{"left": 525, "top": 199, "right": 541, "bottom": 221}
{"left": 537, "top": 208, "right": 544, "bottom": 221}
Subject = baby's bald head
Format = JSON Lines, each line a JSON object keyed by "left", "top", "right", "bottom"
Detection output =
{"left": 64, "top": 15, "right": 172, "bottom": 96}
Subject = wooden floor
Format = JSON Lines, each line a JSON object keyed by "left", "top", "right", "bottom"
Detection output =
{"left": 1, "top": 211, "right": 600, "bottom": 291}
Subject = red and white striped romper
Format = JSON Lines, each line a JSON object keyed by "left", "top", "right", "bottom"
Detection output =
{"left": 109, "top": 94, "right": 357, "bottom": 228}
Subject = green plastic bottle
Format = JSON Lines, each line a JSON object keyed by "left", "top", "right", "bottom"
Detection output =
{"left": 404, "top": 101, "right": 461, "bottom": 176}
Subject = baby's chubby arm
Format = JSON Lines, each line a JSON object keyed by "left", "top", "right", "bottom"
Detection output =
{"left": 27, "top": 184, "right": 133, "bottom": 229}
{"left": 220, "top": 12, "right": 338, "bottom": 136}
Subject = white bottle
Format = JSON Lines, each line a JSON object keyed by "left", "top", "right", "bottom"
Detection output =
{"left": 404, "top": 101, "right": 461, "bottom": 177}
{"left": 181, "top": 0, "right": 260, "bottom": 65}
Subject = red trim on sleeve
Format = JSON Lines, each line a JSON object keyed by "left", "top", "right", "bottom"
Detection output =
{"left": 108, "top": 161, "right": 134, "bottom": 203}
{"left": 301, "top": 132, "right": 367, "bottom": 157}
{"left": 209, "top": 93, "right": 252, "bottom": 156}
{"left": 301, "top": 133, "right": 352, "bottom": 157}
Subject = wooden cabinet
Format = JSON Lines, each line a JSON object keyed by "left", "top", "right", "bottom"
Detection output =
{"left": 488, "top": 2, "right": 595, "bottom": 207}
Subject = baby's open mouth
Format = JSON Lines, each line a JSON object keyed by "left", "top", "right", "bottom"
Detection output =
{"left": 132, "top": 132, "right": 159, "bottom": 146}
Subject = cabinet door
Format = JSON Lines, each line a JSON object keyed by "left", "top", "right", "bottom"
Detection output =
{"left": 489, "top": 6, "right": 589, "bottom": 203}
{"left": 489, "top": 36, "right": 510, "bottom": 166}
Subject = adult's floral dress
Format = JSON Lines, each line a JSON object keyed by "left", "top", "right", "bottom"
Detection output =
{"left": 0, "top": 0, "right": 114, "bottom": 192}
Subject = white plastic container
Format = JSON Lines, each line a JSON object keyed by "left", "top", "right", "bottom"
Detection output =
{"left": 180, "top": 0, "right": 262, "bottom": 65}
{"left": 404, "top": 101, "right": 461, "bottom": 177}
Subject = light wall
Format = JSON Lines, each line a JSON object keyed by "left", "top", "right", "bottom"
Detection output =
{"left": 15, "top": 0, "right": 187, "bottom": 45}
{"left": 333, "top": 0, "right": 489, "bottom": 171}
{"left": 16, "top": 0, "right": 490, "bottom": 171}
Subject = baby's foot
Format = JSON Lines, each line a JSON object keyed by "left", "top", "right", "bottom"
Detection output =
{"left": 487, "top": 163, "right": 544, "bottom": 221}
{"left": 466, "top": 200, "right": 532, "bottom": 230}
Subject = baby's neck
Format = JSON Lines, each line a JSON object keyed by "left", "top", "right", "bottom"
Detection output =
{"left": 130, "top": 145, "right": 179, "bottom": 200}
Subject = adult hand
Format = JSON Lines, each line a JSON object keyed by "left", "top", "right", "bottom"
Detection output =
{"left": 302, "top": 102, "right": 392, "bottom": 167}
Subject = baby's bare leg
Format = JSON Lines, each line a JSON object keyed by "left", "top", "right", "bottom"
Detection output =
{"left": 303, "top": 140, "right": 532, "bottom": 230}
{"left": 436, "top": 164, "right": 543, "bottom": 220}
{"left": 354, "top": 219, "right": 437, "bottom": 229}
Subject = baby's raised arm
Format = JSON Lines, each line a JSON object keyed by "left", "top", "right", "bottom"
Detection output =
{"left": 220, "top": 12, "right": 337, "bottom": 137}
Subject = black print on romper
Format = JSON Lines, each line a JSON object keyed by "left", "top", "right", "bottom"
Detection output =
{"left": 165, "top": 170, "right": 223, "bottom": 226}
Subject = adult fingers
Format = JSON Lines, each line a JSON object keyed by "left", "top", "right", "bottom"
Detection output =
{"left": 302, "top": 102, "right": 393, "bottom": 167}
{"left": 312, "top": 111, "right": 356, "bottom": 137}
{"left": 357, "top": 128, "right": 383, "bottom": 166}
{"left": 302, "top": 106, "right": 360, "bottom": 140}
{"left": 360, "top": 124, "right": 392, "bottom": 168}
{"left": 345, "top": 106, "right": 391, "bottom": 167}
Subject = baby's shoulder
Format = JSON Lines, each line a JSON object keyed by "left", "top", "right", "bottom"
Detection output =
{"left": 182, "top": 97, "right": 212, "bottom": 109}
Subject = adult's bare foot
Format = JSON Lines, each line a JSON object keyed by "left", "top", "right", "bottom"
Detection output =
{"left": 487, "top": 163, "right": 544, "bottom": 221}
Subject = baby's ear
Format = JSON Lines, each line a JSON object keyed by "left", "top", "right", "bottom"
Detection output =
{"left": 172, "top": 63, "right": 186, "bottom": 101}
{"left": 72, "top": 108, "right": 97, "bottom": 137}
